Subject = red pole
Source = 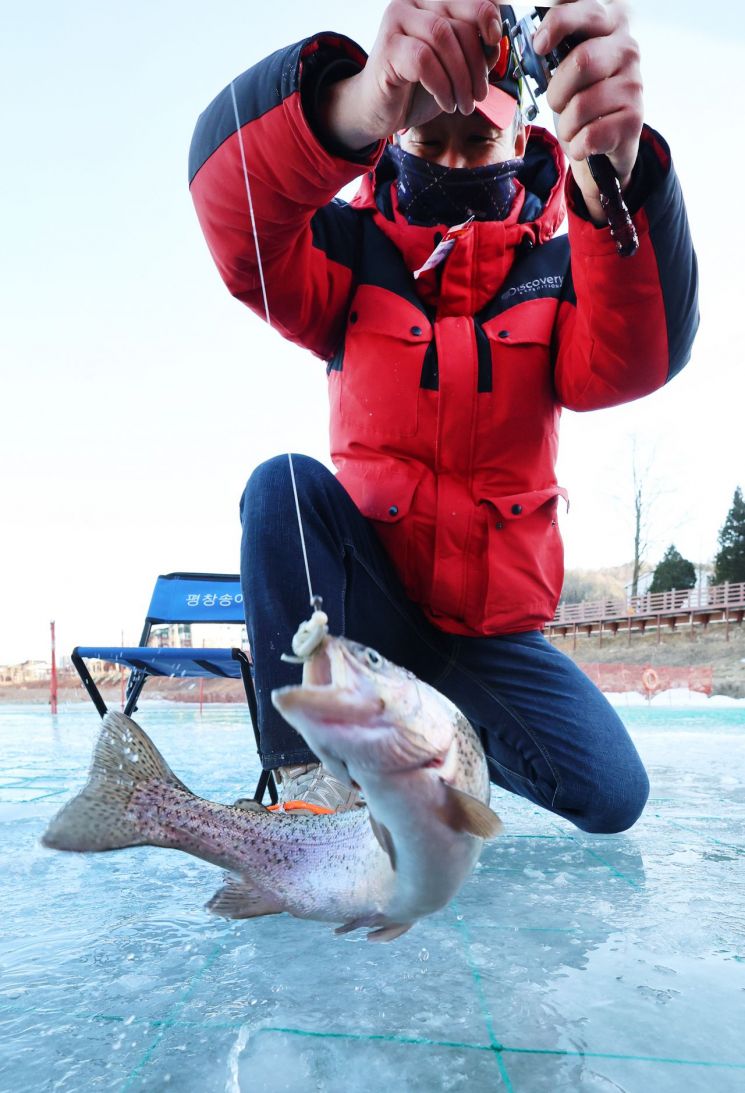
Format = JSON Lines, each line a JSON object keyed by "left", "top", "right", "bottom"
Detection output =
{"left": 50, "top": 620, "right": 58, "bottom": 714}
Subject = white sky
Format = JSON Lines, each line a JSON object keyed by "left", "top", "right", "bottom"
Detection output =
{"left": 1, "top": 1, "right": 742, "bottom": 664}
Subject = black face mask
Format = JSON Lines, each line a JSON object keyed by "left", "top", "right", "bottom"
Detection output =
{"left": 387, "top": 144, "right": 524, "bottom": 227}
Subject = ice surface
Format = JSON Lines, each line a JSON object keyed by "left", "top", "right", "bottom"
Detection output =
{"left": 1, "top": 701, "right": 744, "bottom": 1092}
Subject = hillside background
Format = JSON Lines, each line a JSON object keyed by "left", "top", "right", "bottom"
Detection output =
{"left": 2, "top": 565, "right": 744, "bottom": 702}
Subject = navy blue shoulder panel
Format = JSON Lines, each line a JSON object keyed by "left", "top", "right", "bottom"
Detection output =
{"left": 329, "top": 205, "right": 569, "bottom": 323}
{"left": 477, "top": 235, "right": 571, "bottom": 324}
{"left": 189, "top": 41, "right": 305, "bottom": 184}
{"left": 189, "top": 33, "right": 368, "bottom": 184}
{"left": 325, "top": 212, "right": 434, "bottom": 376}
{"left": 639, "top": 132, "right": 699, "bottom": 382}
{"left": 310, "top": 199, "right": 361, "bottom": 273}
{"left": 357, "top": 216, "right": 434, "bottom": 319}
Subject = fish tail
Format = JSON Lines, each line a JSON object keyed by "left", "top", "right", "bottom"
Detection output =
{"left": 42, "top": 711, "right": 191, "bottom": 853}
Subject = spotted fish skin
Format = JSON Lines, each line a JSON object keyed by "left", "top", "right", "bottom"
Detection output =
{"left": 42, "top": 711, "right": 394, "bottom": 926}
{"left": 42, "top": 635, "right": 502, "bottom": 941}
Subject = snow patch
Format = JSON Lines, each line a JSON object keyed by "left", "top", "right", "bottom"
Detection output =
{"left": 604, "top": 687, "right": 745, "bottom": 708}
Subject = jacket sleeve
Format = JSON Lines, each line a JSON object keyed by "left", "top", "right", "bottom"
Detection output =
{"left": 188, "top": 34, "right": 385, "bottom": 361}
{"left": 553, "top": 126, "right": 699, "bottom": 411}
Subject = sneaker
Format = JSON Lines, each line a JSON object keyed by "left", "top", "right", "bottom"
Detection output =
{"left": 273, "top": 762, "right": 363, "bottom": 813}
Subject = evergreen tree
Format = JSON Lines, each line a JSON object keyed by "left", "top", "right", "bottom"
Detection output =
{"left": 649, "top": 544, "right": 696, "bottom": 594}
{"left": 713, "top": 487, "right": 745, "bottom": 584}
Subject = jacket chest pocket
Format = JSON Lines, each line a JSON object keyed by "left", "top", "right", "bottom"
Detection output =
{"left": 479, "top": 486, "right": 569, "bottom": 616}
{"left": 336, "top": 303, "right": 431, "bottom": 439}
{"left": 482, "top": 303, "right": 556, "bottom": 421}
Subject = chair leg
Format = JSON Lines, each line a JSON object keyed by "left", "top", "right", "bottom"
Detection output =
{"left": 124, "top": 672, "right": 149, "bottom": 717}
{"left": 233, "top": 650, "right": 278, "bottom": 805}
{"left": 254, "top": 768, "right": 276, "bottom": 805}
{"left": 71, "top": 650, "right": 108, "bottom": 718}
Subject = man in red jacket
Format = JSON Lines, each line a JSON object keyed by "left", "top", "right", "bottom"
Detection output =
{"left": 190, "top": 1, "right": 698, "bottom": 825}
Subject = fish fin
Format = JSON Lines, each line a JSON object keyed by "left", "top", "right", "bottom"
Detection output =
{"left": 335, "top": 915, "right": 412, "bottom": 942}
{"left": 42, "top": 712, "right": 192, "bottom": 853}
{"left": 232, "top": 798, "right": 271, "bottom": 813}
{"left": 335, "top": 914, "right": 384, "bottom": 936}
{"left": 207, "top": 874, "right": 284, "bottom": 920}
{"left": 366, "top": 922, "right": 413, "bottom": 943}
{"left": 335, "top": 921, "right": 364, "bottom": 936}
{"left": 438, "top": 783, "right": 503, "bottom": 840}
{"left": 369, "top": 814, "right": 397, "bottom": 871}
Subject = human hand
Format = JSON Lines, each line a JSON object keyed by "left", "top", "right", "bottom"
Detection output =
{"left": 319, "top": 0, "right": 505, "bottom": 151}
{"left": 532, "top": 0, "right": 644, "bottom": 222}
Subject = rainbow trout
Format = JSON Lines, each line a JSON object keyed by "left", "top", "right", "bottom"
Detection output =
{"left": 42, "top": 636, "right": 501, "bottom": 942}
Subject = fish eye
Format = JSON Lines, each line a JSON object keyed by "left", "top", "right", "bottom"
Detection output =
{"left": 365, "top": 648, "right": 383, "bottom": 669}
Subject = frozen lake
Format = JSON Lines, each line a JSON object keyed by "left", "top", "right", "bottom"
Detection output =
{"left": 1, "top": 701, "right": 744, "bottom": 1092}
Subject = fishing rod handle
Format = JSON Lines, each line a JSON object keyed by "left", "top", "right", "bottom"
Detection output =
{"left": 586, "top": 154, "right": 639, "bottom": 258}
{"left": 532, "top": 8, "right": 639, "bottom": 257}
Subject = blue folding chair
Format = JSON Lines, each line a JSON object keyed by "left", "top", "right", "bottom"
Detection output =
{"left": 71, "top": 571, "right": 277, "bottom": 804}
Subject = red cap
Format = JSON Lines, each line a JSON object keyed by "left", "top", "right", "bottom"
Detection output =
{"left": 474, "top": 84, "right": 520, "bottom": 130}
{"left": 475, "top": 30, "right": 521, "bottom": 130}
{"left": 395, "top": 39, "right": 520, "bottom": 139}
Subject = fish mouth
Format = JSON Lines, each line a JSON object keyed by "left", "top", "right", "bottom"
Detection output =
{"left": 272, "top": 638, "right": 456, "bottom": 777}
{"left": 272, "top": 638, "right": 384, "bottom": 723}
{"left": 302, "top": 639, "right": 336, "bottom": 688}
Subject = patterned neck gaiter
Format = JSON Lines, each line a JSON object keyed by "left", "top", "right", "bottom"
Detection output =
{"left": 387, "top": 145, "right": 523, "bottom": 227}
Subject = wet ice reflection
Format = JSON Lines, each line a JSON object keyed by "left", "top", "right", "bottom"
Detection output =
{"left": 0, "top": 701, "right": 743, "bottom": 1091}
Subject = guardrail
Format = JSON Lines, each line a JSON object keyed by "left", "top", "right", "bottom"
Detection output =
{"left": 553, "top": 581, "right": 745, "bottom": 624}
{"left": 547, "top": 580, "right": 745, "bottom": 641}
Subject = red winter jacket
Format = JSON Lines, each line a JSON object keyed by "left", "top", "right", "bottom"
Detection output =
{"left": 190, "top": 33, "right": 698, "bottom": 636}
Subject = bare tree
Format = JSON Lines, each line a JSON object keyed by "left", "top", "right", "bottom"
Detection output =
{"left": 631, "top": 449, "right": 645, "bottom": 597}
{"left": 629, "top": 437, "right": 661, "bottom": 598}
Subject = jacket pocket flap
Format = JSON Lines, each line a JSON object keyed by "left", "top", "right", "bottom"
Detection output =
{"left": 348, "top": 290, "right": 432, "bottom": 344}
{"left": 480, "top": 486, "right": 569, "bottom": 521}
{"left": 483, "top": 300, "right": 555, "bottom": 346}
{"left": 338, "top": 462, "right": 425, "bottom": 523}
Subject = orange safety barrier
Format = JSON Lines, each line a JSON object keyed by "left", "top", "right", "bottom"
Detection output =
{"left": 577, "top": 663, "right": 713, "bottom": 697}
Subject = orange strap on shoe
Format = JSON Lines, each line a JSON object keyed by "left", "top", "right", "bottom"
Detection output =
{"left": 268, "top": 800, "right": 336, "bottom": 815}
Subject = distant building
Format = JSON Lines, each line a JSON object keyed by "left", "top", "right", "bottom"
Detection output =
{"left": 191, "top": 623, "right": 249, "bottom": 650}
{"left": 150, "top": 623, "right": 194, "bottom": 648}
{"left": 0, "top": 660, "right": 51, "bottom": 684}
{"left": 0, "top": 624, "right": 251, "bottom": 686}
{"left": 148, "top": 623, "right": 248, "bottom": 650}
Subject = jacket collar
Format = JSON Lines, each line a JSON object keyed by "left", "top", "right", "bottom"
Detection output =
{"left": 349, "top": 127, "right": 567, "bottom": 315}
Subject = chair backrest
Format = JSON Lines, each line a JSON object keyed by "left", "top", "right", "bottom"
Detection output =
{"left": 139, "top": 573, "right": 245, "bottom": 645}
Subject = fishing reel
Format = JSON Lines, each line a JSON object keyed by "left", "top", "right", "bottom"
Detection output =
{"left": 498, "top": 5, "right": 639, "bottom": 257}
{"left": 500, "top": 6, "right": 558, "bottom": 122}
{"left": 500, "top": 5, "right": 596, "bottom": 124}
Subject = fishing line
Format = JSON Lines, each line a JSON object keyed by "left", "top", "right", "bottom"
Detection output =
{"left": 287, "top": 452, "right": 317, "bottom": 609}
{"left": 286, "top": 454, "right": 329, "bottom": 662}
{"left": 230, "top": 81, "right": 327, "bottom": 659}
{"left": 229, "top": 81, "right": 271, "bottom": 328}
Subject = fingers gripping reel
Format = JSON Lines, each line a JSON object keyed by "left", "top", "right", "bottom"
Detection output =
{"left": 499, "top": 6, "right": 639, "bottom": 257}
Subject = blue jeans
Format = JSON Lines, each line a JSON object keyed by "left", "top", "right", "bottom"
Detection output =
{"left": 240, "top": 455, "right": 649, "bottom": 835}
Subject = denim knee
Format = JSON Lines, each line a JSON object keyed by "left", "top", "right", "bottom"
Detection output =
{"left": 578, "top": 765, "right": 650, "bottom": 835}
{"left": 240, "top": 454, "right": 328, "bottom": 527}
